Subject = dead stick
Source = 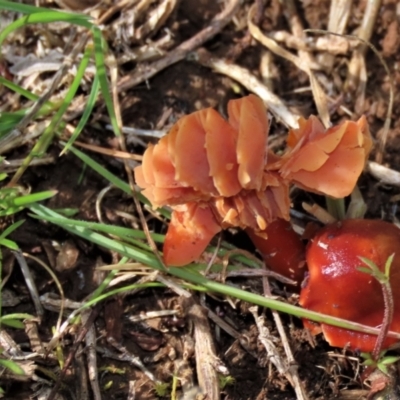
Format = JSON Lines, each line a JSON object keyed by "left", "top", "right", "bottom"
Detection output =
{"left": 262, "top": 276, "right": 308, "bottom": 400}
{"left": 47, "top": 306, "right": 101, "bottom": 400}
{"left": 117, "top": 0, "right": 240, "bottom": 92}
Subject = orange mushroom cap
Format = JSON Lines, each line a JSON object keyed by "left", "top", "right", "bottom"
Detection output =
{"left": 228, "top": 94, "right": 269, "bottom": 190}
{"left": 134, "top": 95, "right": 291, "bottom": 266}
{"left": 134, "top": 95, "right": 372, "bottom": 270}
{"left": 300, "top": 219, "right": 400, "bottom": 352}
{"left": 279, "top": 115, "right": 372, "bottom": 198}
{"left": 163, "top": 203, "right": 221, "bottom": 266}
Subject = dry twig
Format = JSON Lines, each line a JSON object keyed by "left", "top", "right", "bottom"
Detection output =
{"left": 82, "top": 309, "right": 102, "bottom": 400}
{"left": 346, "top": 0, "right": 381, "bottom": 94}
{"left": 117, "top": 0, "right": 240, "bottom": 92}
{"left": 76, "top": 344, "right": 90, "bottom": 400}
{"left": 13, "top": 250, "right": 44, "bottom": 318}
{"left": 261, "top": 277, "right": 308, "bottom": 400}
{"left": 101, "top": 337, "right": 160, "bottom": 383}
{"left": 194, "top": 48, "right": 298, "bottom": 128}
{"left": 183, "top": 296, "right": 226, "bottom": 400}
{"left": 0, "top": 155, "right": 55, "bottom": 173}
{"left": 127, "top": 309, "right": 179, "bottom": 323}
{"left": 47, "top": 306, "right": 101, "bottom": 400}
{"left": 25, "top": 320, "right": 45, "bottom": 355}
{"left": 0, "top": 329, "right": 24, "bottom": 358}
{"left": 368, "top": 161, "right": 400, "bottom": 187}
{"left": 249, "top": 306, "right": 286, "bottom": 372}
{"left": 248, "top": 3, "right": 330, "bottom": 128}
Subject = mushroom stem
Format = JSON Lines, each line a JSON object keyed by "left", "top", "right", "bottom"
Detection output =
{"left": 325, "top": 196, "right": 345, "bottom": 220}
{"left": 246, "top": 218, "right": 306, "bottom": 284}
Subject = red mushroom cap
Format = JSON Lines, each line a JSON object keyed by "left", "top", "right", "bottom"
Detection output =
{"left": 300, "top": 219, "right": 400, "bottom": 352}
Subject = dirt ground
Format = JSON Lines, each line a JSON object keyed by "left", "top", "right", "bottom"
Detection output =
{"left": 2, "top": 0, "right": 400, "bottom": 399}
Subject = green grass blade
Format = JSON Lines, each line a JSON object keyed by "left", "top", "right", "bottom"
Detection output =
{"left": 0, "top": 359, "right": 24, "bottom": 375}
{"left": 29, "top": 204, "right": 400, "bottom": 339}
{"left": 0, "top": 112, "right": 26, "bottom": 137}
{"left": 63, "top": 144, "right": 132, "bottom": 193}
{"left": 10, "top": 47, "right": 91, "bottom": 182}
{"left": 0, "top": 219, "right": 25, "bottom": 239}
{"left": 0, "top": 76, "right": 57, "bottom": 116}
{"left": 83, "top": 282, "right": 163, "bottom": 309}
{"left": 0, "top": 2, "right": 92, "bottom": 47}
{"left": 27, "top": 214, "right": 164, "bottom": 243}
{"left": 11, "top": 190, "right": 57, "bottom": 207}
{"left": 0, "top": 238, "right": 18, "bottom": 250}
{"left": 0, "top": 313, "right": 35, "bottom": 320}
{"left": 0, "top": 0, "right": 90, "bottom": 16}
{"left": 88, "top": 256, "right": 129, "bottom": 302}
{"left": 36, "top": 46, "right": 91, "bottom": 151}
{"left": 0, "top": 76, "right": 38, "bottom": 102}
{"left": 0, "top": 319, "right": 25, "bottom": 329}
{"left": 30, "top": 204, "right": 157, "bottom": 263}
{"left": 61, "top": 73, "right": 100, "bottom": 155}
{"left": 62, "top": 144, "right": 171, "bottom": 218}
{"left": 92, "top": 28, "right": 121, "bottom": 137}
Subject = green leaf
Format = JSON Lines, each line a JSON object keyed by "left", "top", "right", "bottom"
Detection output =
{"left": 52, "top": 208, "right": 79, "bottom": 217}
{"left": 0, "top": 313, "right": 32, "bottom": 329}
{"left": 92, "top": 28, "right": 121, "bottom": 137}
{"left": 28, "top": 214, "right": 164, "bottom": 243}
{"left": 362, "top": 359, "right": 375, "bottom": 366}
{"left": 0, "top": 206, "right": 24, "bottom": 217}
{"left": 0, "top": 313, "right": 35, "bottom": 320}
{"left": 377, "top": 363, "right": 388, "bottom": 375}
{"left": 0, "top": 238, "right": 18, "bottom": 250}
{"left": 12, "top": 191, "right": 57, "bottom": 206}
{"left": 385, "top": 253, "right": 395, "bottom": 278}
{"left": 357, "top": 267, "right": 373, "bottom": 276}
{"left": 359, "top": 257, "right": 380, "bottom": 273}
{"left": 0, "top": 219, "right": 25, "bottom": 239}
{"left": 380, "top": 356, "right": 400, "bottom": 365}
{"left": 61, "top": 73, "right": 100, "bottom": 155}
{"left": 0, "top": 319, "right": 25, "bottom": 329}
{"left": 0, "top": 359, "right": 25, "bottom": 375}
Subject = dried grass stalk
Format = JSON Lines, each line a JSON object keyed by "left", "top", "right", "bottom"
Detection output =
{"left": 247, "top": 4, "right": 330, "bottom": 128}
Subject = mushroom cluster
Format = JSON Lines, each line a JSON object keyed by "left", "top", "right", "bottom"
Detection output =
{"left": 134, "top": 94, "right": 371, "bottom": 278}
{"left": 134, "top": 96, "right": 400, "bottom": 353}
